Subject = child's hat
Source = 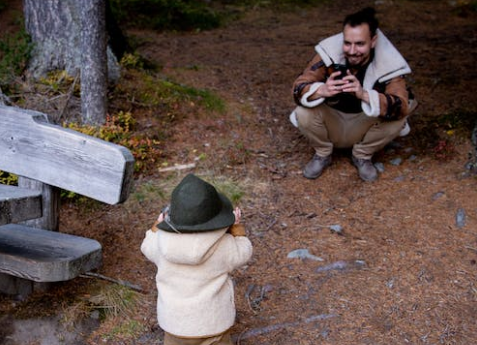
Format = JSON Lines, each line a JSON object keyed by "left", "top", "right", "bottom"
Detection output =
{"left": 157, "top": 173, "right": 235, "bottom": 233}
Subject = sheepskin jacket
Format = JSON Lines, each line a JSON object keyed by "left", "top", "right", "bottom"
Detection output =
{"left": 141, "top": 227, "right": 253, "bottom": 338}
{"left": 293, "top": 29, "right": 412, "bottom": 119}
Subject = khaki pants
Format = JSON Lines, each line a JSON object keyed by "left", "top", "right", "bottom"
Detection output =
{"left": 164, "top": 329, "right": 233, "bottom": 345}
{"left": 295, "top": 104, "right": 406, "bottom": 160}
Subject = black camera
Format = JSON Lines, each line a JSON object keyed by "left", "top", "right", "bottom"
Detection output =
{"left": 332, "top": 63, "right": 348, "bottom": 79}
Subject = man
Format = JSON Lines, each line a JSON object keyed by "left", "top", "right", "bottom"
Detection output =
{"left": 290, "top": 7, "right": 416, "bottom": 182}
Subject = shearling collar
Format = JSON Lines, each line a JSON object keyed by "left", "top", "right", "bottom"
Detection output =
{"left": 314, "top": 29, "right": 411, "bottom": 89}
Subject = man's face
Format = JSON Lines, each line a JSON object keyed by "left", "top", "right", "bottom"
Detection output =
{"left": 342, "top": 23, "right": 377, "bottom": 67}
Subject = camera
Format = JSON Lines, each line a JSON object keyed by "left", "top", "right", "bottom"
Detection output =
{"left": 332, "top": 63, "right": 348, "bottom": 79}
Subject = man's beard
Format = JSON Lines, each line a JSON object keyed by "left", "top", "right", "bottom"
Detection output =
{"left": 346, "top": 55, "right": 366, "bottom": 67}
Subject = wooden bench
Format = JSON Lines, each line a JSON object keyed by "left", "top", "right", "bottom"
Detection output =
{"left": 0, "top": 105, "right": 135, "bottom": 296}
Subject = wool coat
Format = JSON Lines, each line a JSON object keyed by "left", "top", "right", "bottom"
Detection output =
{"left": 141, "top": 227, "right": 253, "bottom": 338}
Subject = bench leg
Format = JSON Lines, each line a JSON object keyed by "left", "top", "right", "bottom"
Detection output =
{"left": 0, "top": 273, "right": 53, "bottom": 299}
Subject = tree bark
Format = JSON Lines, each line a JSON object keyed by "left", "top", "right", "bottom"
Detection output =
{"left": 81, "top": 0, "right": 108, "bottom": 124}
{"left": 23, "top": 0, "right": 122, "bottom": 124}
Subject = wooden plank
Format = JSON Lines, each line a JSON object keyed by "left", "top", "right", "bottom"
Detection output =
{"left": 0, "top": 224, "right": 102, "bottom": 282}
{"left": 18, "top": 177, "right": 60, "bottom": 231}
{"left": 0, "top": 184, "right": 42, "bottom": 225}
{"left": 0, "top": 105, "right": 135, "bottom": 204}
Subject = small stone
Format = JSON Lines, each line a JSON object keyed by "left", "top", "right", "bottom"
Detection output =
{"left": 456, "top": 208, "right": 466, "bottom": 228}
{"left": 390, "top": 157, "right": 402, "bottom": 166}
{"left": 432, "top": 191, "right": 445, "bottom": 201}
{"left": 287, "top": 249, "right": 324, "bottom": 261}
{"left": 329, "top": 224, "right": 343, "bottom": 234}
{"left": 374, "top": 162, "right": 385, "bottom": 173}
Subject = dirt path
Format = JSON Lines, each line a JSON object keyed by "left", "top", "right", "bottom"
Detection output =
{"left": 2, "top": 1, "right": 477, "bottom": 344}
{"left": 129, "top": 2, "right": 477, "bottom": 344}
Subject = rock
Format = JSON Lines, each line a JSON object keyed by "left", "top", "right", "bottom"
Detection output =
{"left": 374, "top": 162, "right": 385, "bottom": 173}
{"left": 456, "top": 208, "right": 466, "bottom": 228}
{"left": 329, "top": 224, "right": 343, "bottom": 234}
{"left": 287, "top": 249, "right": 324, "bottom": 261}
{"left": 432, "top": 191, "right": 445, "bottom": 201}
{"left": 390, "top": 157, "right": 402, "bottom": 166}
{"left": 316, "top": 260, "right": 366, "bottom": 273}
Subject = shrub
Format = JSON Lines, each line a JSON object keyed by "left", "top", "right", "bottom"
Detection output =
{"left": 0, "top": 29, "right": 32, "bottom": 88}
{"left": 110, "top": 0, "right": 221, "bottom": 31}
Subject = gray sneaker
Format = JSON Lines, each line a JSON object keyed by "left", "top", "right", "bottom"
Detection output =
{"left": 303, "top": 154, "right": 332, "bottom": 179}
{"left": 352, "top": 156, "right": 378, "bottom": 182}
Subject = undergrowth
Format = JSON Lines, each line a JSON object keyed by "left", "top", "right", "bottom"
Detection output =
{"left": 0, "top": 28, "right": 32, "bottom": 90}
{"left": 109, "top": 0, "right": 330, "bottom": 32}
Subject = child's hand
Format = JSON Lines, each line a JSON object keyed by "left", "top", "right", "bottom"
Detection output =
{"left": 157, "top": 213, "right": 165, "bottom": 223}
{"left": 233, "top": 207, "right": 241, "bottom": 224}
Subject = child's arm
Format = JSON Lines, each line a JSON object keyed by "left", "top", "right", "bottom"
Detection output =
{"left": 141, "top": 212, "right": 164, "bottom": 262}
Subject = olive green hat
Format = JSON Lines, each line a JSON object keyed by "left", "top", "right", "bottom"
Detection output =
{"left": 156, "top": 174, "right": 235, "bottom": 233}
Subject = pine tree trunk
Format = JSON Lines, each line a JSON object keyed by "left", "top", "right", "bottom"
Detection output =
{"left": 24, "top": 0, "right": 82, "bottom": 79}
{"left": 80, "top": 0, "right": 108, "bottom": 125}
{"left": 23, "top": 0, "right": 121, "bottom": 124}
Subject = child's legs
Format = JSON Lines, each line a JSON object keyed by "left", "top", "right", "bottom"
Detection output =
{"left": 164, "top": 329, "right": 233, "bottom": 345}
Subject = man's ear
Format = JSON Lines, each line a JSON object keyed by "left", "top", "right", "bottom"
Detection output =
{"left": 371, "top": 34, "right": 378, "bottom": 49}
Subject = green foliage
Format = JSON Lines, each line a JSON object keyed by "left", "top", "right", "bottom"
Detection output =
{"left": 115, "top": 67, "right": 225, "bottom": 114}
{"left": 66, "top": 111, "right": 162, "bottom": 173}
{"left": 89, "top": 284, "right": 140, "bottom": 318}
{"left": 451, "top": 0, "right": 477, "bottom": 16}
{"left": 0, "top": 170, "right": 18, "bottom": 185}
{"left": 110, "top": 0, "right": 222, "bottom": 31}
{"left": 0, "top": 29, "right": 32, "bottom": 87}
{"left": 159, "top": 79, "right": 225, "bottom": 112}
{"left": 109, "top": 0, "right": 328, "bottom": 32}
{"left": 38, "top": 70, "right": 80, "bottom": 94}
{"left": 103, "top": 320, "right": 147, "bottom": 341}
{"left": 235, "top": 0, "right": 328, "bottom": 8}
{"left": 210, "top": 177, "right": 245, "bottom": 204}
{"left": 436, "top": 109, "right": 476, "bottom": 138}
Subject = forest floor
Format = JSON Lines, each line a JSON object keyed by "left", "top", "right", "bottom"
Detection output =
{"left": 1, "top": 0, "right": 477, "bottom": 344}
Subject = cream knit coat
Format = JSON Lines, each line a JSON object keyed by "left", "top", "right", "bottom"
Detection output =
{"left": 141, "top": 227, "right": 253, "bottom": 337}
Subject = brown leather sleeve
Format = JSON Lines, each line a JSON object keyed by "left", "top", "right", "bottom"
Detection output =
{"left": 292, "top": 54, "right": 328, "bottom": 105}
{"left": 377, "top": 76, "right": 409, "bottom": 120}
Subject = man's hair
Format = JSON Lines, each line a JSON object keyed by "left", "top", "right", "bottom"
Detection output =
{"left": 343, "top": 7, "right": 379, "bottom": 37}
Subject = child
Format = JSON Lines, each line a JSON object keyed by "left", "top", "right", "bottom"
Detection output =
{"left": 141, "top": 173, "right": 253, "bottom": 345}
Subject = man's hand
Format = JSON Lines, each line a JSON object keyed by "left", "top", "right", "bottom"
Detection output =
{"left": 316, "top": 71, "right": 350, "bottom": 98}
{"left": 341, "top": 73, "right": 369, "bottom": 103}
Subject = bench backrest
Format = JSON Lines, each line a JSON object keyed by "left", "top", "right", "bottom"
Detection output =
{"left": 0, "top": 105, "right": 135, "bottom": 204}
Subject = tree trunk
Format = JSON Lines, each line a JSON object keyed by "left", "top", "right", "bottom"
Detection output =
{"left": 80, "top": 0, "right": 108, "bottom": 124}
{"left": 23, "top": 0, "right": 122, "bottom": 124}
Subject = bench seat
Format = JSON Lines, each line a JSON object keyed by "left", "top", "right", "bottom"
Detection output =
{"left": 0, "top": 224, "right": 101, "bottom": 282}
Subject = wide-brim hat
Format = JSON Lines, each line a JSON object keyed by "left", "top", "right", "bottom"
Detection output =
{"left": 157, "top": 174, "right": 235, "bottom": 233}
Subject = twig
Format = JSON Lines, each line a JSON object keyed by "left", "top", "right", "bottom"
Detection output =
{"left": 158, "top": 163, "right": 196, "bottom": 172}
{"left": 234, "top": 314, "right": 336, "bottom": 342}
{"left": 464, "top": 245, "right": 477, "bottom": 253}
{"left": 57, "top": 71, "right": 79, "bottom": 122}
{"left": 80, "top": 271, "right": 143, "bottom": 292}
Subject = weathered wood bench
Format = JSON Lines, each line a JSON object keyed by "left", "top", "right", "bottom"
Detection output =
{"left": 0, "top": 105, "right": 135, "bottom": 296}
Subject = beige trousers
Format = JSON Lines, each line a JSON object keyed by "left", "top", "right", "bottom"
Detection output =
{"left": 164, "top": 329, "right": 233, "bottom": 345}
{"left": 295, "top": 104, "right": 406, "bottom": 159}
